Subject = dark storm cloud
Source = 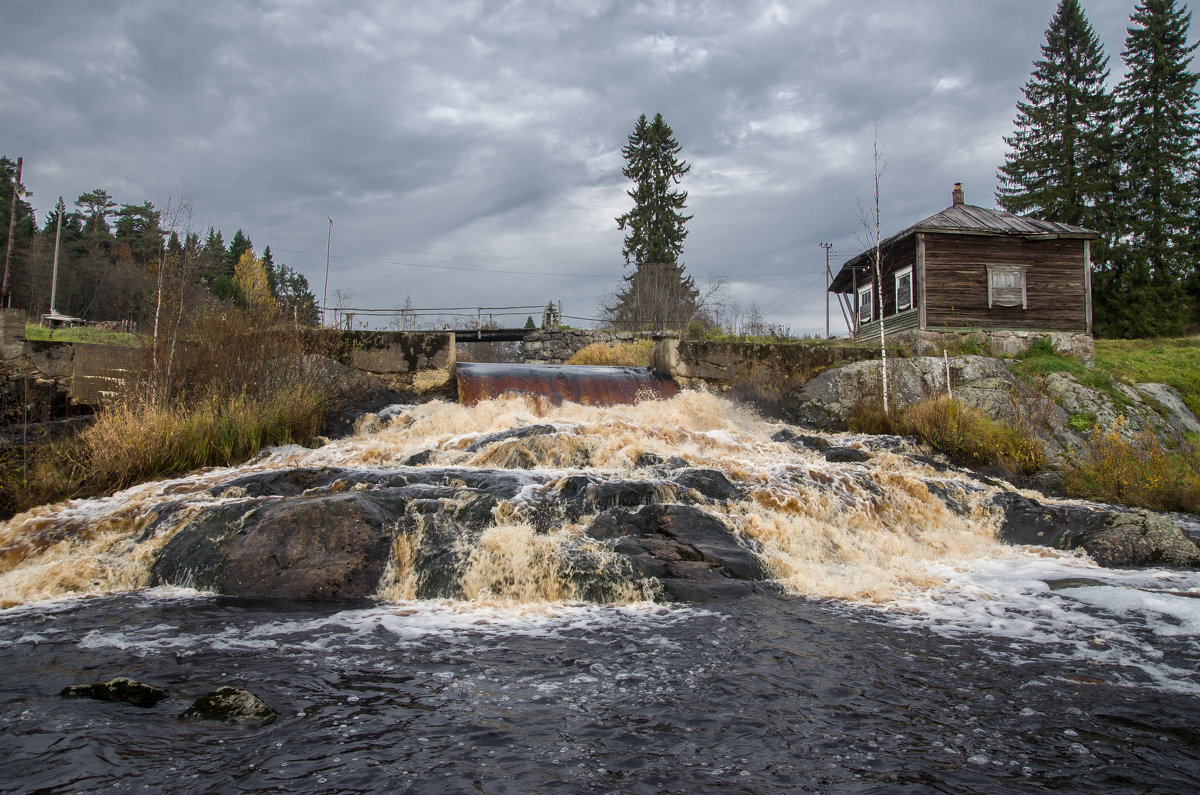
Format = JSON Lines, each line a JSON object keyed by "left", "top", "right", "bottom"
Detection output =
{"left": 0, "top": 0, "right": 1179, "bottom": 332}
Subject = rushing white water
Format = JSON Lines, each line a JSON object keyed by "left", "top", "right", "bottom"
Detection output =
{"left": 1, "top": 390, "right": 1198, "bottom": 695}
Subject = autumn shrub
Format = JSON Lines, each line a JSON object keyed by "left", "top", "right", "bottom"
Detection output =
{"left": 1061, "top": 418, "right": 1200, "bottom": 512}
{"left": 566, "top": 340, "right": 654, "bottom": 367}
{"left": 903, "top": 395, "right": 1044, "bottom": 475}
{"left": 848, "top": 395, "right": 1043, "bottom": 477}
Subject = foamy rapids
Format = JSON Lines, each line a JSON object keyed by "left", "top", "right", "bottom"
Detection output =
{"left": 2, "top": 391, "right": 1197, "bottom": 623}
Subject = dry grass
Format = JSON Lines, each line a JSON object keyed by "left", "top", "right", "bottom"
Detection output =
{"left": 3, "top": 307, "right": 331, "bottom": 514}
{"left": 566, "top": 340, "right": 655, "bottom": 367}
{"left": 850, "top": 395, "right": 1044, "bottom": 477}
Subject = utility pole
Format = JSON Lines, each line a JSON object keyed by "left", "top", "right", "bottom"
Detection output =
{"left": 322, "top": 216, "right": 333, "bottom": 326}
{"left": 819, "top": 242, "right": 833, "bottom": 338}
{"left": 2, "top": 156, "right": 23, "bottom": 309}
{"left": 49, "top": 197, "right": 64, "bottom": 315}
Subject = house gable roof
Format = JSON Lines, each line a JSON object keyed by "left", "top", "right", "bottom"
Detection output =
{"left": 829, "top": 203, "right": 1099, "bottom": 293}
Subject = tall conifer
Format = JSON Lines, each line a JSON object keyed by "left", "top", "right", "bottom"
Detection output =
{"left": 997, "top": 0, "right": 1115, "bottom": 235}
{"left": 615, "top": 113, "right": 692, "bottom": 267}
{"left": 608, "top": 113, "right": 700, "bottom": 331}
{"left": 1104, "top": 0, "right": 1200, "bottom": 335}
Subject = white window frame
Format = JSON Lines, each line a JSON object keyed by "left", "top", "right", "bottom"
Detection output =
{"left": 987, "top": 264, "right": 1028, "bottom": 309}
{"left": 894, "top": 266, "right": 913, "bottom": 313}
{"left": 857, "top": 284, "right": 874, "bottom": 325}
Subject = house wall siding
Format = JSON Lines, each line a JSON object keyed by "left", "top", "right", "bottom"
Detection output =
{"left": 922, "top": 234, "right": 1088, "bottom": 332}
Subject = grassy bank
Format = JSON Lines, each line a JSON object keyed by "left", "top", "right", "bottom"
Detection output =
{"left": 24, "top": 323, "right": 141, "bottom": 346}
{"left": 3, "top": 311, "right": 332, "bottom": 515}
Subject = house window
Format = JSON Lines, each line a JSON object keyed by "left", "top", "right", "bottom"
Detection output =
{"left": 894, "top": 267, "right": 913, "bottom": 313}
{"left": 857, "top": 284, "right": 874, "bottom": 324}
{"left": 987, "top": 265, "right": 1028, "bottom": 309}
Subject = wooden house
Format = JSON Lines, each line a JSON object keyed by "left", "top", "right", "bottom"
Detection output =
{"left": 828, "top": 184, "right": 1099, "bottom": 357}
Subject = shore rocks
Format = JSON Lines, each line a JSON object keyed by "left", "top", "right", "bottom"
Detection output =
{"left": 992, "top": 492, "right": 1200, "bottom": 568}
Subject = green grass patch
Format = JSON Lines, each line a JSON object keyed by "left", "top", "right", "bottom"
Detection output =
{"left": 1007, "top": 340, "right": 1126, "bottom": 404}
{"left": 25, "top": 323, "right": 141, "bottom": 347}
{"left": 1093, "top": 337, "right": 1200, "bottom": 418}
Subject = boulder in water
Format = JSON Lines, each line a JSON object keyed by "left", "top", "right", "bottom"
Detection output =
{"left": 151, "top": 492, "right": 398, "bottom": 598}
{"left": 180, "top": 687, "right": 277, "bottom": 726}
{"left": 992, "top": 492, "right": 1200, "bottom": 568}
{"left": 60, "top": 677, "right": 167, "bottom": 707}
{"left": 587, "top": 504, "right": 771, "bottom": 602}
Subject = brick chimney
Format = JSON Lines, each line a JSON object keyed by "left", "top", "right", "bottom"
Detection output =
{"left": 952, "top": 182, "right": 965, "bottom": 206}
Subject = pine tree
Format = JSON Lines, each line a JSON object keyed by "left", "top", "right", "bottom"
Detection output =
{"left": 996, "top": 0, "right": 1115, "bottom": 235}
{"left": 1105, "top": 0, "right": 1200, "bottom": 335}
{"left": 608, "top": 113, "right": 700, "bottom": 330}
{"left": 74, "top": 189, "right": 117, "bottom": 237}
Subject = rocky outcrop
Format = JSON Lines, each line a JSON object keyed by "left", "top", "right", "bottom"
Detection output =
{"left": 789, "top": 356, "right": 1063, "bottom": 431}
{"left": 148, "top": 457, "right": 769, "bottom": 603}
{"left": 180, "top": 687, "right": 277, "bottom": 726}
{"left": 60, "top": 677, "right": 168, "bottom": 707}
{"left": 586, "top": 504, "right": 773, "bottom": 602}
{"left": 991, "top": 492, "right": 1200, "bottom": 568}
{"left": 786, "top": 355, "right": 1200, "bottom": 467}
{"left": 151, "top": 492, "right": 398, "bottom": 599}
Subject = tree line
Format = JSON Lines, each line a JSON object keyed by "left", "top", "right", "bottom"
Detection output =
{"left": 998, "top": 0, "right": 1200, "bottom": 338}
{"left": 0, "top": 176, "right": 318, "bottom": 327}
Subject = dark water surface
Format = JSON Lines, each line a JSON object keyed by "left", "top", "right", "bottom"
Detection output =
{"left": 2, "top": 591, "right": 1197, "bottom": 794}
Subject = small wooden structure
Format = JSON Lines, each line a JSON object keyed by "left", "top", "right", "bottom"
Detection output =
{"left": 829, "top": 184, "right": 1099, "bottom": 356}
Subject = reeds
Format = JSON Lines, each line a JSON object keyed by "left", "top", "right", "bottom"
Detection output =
{"left": 566, "top": 340, "right": 655, "bottom": 367}
{"left": 4, "top": 307, "right": 332, "bottom": 513}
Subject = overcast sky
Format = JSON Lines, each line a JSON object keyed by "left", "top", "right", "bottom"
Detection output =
{"left": 2, "top": 0, "right": 1192, "bottom": 334}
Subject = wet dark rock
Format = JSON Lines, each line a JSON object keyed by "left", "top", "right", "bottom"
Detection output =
{"left": 770, "top": 428, "right": 831, "bottom": 450}
{"left": 634, "top": 452, "right": 664, "bottom": 468}
{"left": 323, "top": 385, "right": 406, "bottom": 440}
{"left": 60, "top": 677, "right": 167, "bottom": 708}
{"left": 673, "top": 469, "right": 743, "bottom": 502}
{"left": 465, "top": 424, "right": 558, "bottom": 452}
{"left": 180, "top": 687, "right": 277, "bottom": 726}
{"left": 402, "top": 449, "right": 436, "bottom": 466}
{"left": 823, "top": 447, "right": 870, "bottom": 463}
{"left": 212, "top": 467, "right": 391, "bottom": 500}
{"left": 992, "top": 492, "right": 1200, "bottom": 568}
{"left": 923, "top": 479, "right": 981, "bottom": 517}
{"left": 151, "top": 492, "right": 399, "bottom": 598}
{"left": 587, "top": 504, "right": 770, "bottom": 602}
{"left": 584, "top": 480, "right": 679, "bottom": 512}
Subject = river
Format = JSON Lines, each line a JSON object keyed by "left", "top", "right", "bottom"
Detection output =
{"left": 1, "top": 392, "right": 1198, "bottom": 792}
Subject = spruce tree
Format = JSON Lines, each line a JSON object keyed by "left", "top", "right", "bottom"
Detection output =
{"left": 609, "top": 113, "right": 700, "bottom": 330}
{"left": 615, "top": 113, "right": 692, "bottom": 266}
{"left": 996, "top": 0, "right": 1115, "bottom": 234}
{"left": 1104, "top": 0, "right": 1200, "bottom": 335}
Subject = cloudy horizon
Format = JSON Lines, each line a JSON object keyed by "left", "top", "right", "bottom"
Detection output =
{"left": 3, "top": 0, "right": 1190, "bottom": 334}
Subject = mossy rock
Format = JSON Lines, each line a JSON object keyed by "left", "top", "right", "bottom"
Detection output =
{"left": 180, "top": 687, "right": 278, "bottom": 726}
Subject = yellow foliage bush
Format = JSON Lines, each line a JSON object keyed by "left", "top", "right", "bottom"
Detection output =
{"left": 1062, "top": 417, "right": 1200, "bottom": 512}
{"left": 566, "top": 340, "right": 654, "bottom": 367}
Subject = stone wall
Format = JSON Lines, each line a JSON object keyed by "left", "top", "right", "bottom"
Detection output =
{"left": 898, "top": 329, "right": 1095, "bottom": 366}
{"left": 520, "top": 329, "right": 656, "bottom": 364}
{"left": 651, "top": 338, "right": 880, "bottom": 390}
{"left": 335, "top": 330, "right": 456, "bottom": 396}
{"left": 0, "top": 313, "right": 459, "bottom": 409}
